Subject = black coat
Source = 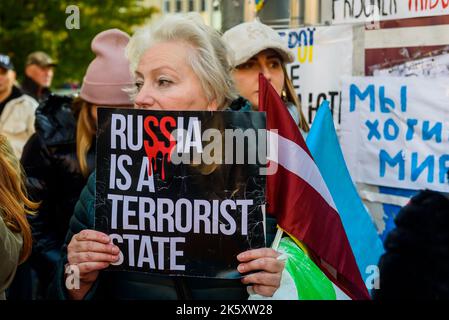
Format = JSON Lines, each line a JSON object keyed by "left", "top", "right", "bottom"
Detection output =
{"left": 374, "top": 190, "right": 449, "bottom": 300}
{"left": 21, "top": 94, "right": 95, "bottom": 285}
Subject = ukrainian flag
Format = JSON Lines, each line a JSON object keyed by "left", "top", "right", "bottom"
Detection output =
{"left": 306, "top": 101, "right": 385, "bottom": 292}
{"left": 255, "top": 0, "right": 265, "bottom": 12}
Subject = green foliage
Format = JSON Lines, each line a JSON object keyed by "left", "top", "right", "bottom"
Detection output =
{"left": 0, "top": 0, "right": 158, "bottom": 88}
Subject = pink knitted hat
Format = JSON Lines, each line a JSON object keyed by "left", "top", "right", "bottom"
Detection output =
{"left": 80, "top": 29, "right": 134, "bottom": 106}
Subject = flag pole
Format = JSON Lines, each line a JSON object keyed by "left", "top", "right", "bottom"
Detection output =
{"left": 271, "top": 227, "right": 283, "bottom": 250}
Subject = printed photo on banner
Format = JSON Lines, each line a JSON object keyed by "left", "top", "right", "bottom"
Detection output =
{"left": 373, "top": 52, "right": 449, "bottom": 78}
{"left": 340, "top": 76, "right": 449, "bottom": 193}
{"left": 278, "top": 25, "right": 353, "bottom": 128}
{"left": 95, "top": 108, "right": 267, "bottom": 278}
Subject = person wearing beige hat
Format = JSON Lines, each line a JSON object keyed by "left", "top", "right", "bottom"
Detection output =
{"left": 14, "top": 29, "right": 134, "bottom": 299}
{"left": 223, "top": 20, "right": 309, "bottom": 136}
{"left": 22, "top": 51, "right": 57, "bottom": 103}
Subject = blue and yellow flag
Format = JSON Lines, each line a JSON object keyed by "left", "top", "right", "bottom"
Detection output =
{"left": 255, "top": 0, "right": 265, "bottom": 12}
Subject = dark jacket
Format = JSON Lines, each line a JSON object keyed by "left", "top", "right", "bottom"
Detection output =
{"left": 373, "top": 190, "right": 449, "bottom": 300}
{"left": 21, "top": 94, "right": 95, "bottom": 286}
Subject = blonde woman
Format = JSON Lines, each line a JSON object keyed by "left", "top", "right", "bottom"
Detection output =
{"left": 51, "top": 13, "right": 286, "bottom": 301}
{"left": 18, "top": 29, "right": 134, "bottom": 295}
{"left": 0, "top": 135, "right": 38, "bottom": 300}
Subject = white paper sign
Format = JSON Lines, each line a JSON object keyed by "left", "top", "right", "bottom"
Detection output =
{"left": 332, "top": 0, "right": 449, "bottom": 25}
{"left": 278, "top": 25, "right": 353, "bottom": 126}
{"left": 340, "top": 76, "right": 449, "bottom": 192}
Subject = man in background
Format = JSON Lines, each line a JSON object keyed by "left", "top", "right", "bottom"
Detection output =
{"left": 22, "top": 51, "right": 56, "bottom": 103}
{"left": 0, "top": 53, "right": 38, "bottom": 158}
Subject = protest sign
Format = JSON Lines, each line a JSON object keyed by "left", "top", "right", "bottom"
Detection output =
{"left": 95, "top": 108, "right": 266, "bottom": 279}
{"left": 278, "top": 25, "right": 353, "bottom": 126}
{"left": 340, "top": 76, "right": 449, "bottom": 193}
{"left": 362, "top": 16, "right": 449, "bottom": 240}
{"left": 332, "top": 0, "right": 449, "bottom": 25}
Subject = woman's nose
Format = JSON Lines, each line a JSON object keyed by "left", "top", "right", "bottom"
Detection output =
{"left": 134, "top": 85, "right": 156, "bottom": 109}
{"left": 261, "top": 65, "right": 272, "bottom": 82}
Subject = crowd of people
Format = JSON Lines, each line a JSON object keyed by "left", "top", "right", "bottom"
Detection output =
{"left": 1, "top": 13, "right": 448, "bottom": 300}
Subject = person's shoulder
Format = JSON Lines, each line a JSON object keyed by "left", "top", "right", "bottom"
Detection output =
{"left": 4, "top": 93, "right": 38, "bottom": 111}
{"left": 34, "top": 94, "right": 76, "bottom": 145}
{"left": 395, "top": 190, "right": 449, "bottom": 229}
{"left": 87, "top": 171, "right": 96, "bottom": 192}
{"left": 20, "top": 94, "right": 39, "bottom": 107}
{"left": 79, "top": 171, "right": 96, "bottom": 205}
{"left": 35, "top": 94, "right": 73, "bottom": 118}
{"left": 72, "top": 171, "right": 97, "bottom": 228}
{"left": 228, "top": 96, "right": 252, "bottom": 111}
{"left": 0, "top": 208, "right": 23, "bottom": 261}
{"left": 383, "top": 189, "right": 449, "bottom": 262}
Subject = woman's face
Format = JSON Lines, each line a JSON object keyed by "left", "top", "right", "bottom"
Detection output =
{"left": 232, "top": 49, "right": 285, "bottom": 108}
{"left": 134, "top": 41, "right": 217, "bottom": 111}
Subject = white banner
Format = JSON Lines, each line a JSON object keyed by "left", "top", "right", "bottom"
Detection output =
{"left": 332, "top": 0, "right": 449, "bottom": 25}
{"left": 340, "top": 76, "right": 449, "bottom": 192}
{"left": 278, "top": 25, "right": 353, "bottom": 126}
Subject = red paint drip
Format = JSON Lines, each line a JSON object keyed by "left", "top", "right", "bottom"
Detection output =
{"left": 143, "top": 116, "right": 176, "bottom": 180}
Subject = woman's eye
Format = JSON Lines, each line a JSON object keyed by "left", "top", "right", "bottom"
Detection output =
{"left": 157, "top": 78, "right": 172, "bottom": 87}
{"left": 135, "top": 81, "right": 144, "bottom": 91}
{"left": 237, "top": 62, "right": 254, "bottom": 70}
{"left": 269, "top": 60, "right": 281, "bottom": 68}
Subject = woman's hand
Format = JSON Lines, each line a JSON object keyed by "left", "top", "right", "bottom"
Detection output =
{"left": 237, "top": 248, "right": 285, "bottom": 297}
{"left": 66, "top": 229, "right": 120, "bottom": 300}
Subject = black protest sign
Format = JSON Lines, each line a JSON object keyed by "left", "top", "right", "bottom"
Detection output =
{"left": 95, "top": 108, "right": 266, "bottom": 279}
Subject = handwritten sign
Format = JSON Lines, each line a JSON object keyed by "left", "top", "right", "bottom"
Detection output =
{"left": 340, "top": 76, "right": 449, "bottom": 192}
{"left": 278, "top": 25, "right": 353, "bottom": 126}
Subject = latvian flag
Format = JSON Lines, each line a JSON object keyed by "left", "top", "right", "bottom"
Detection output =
{"left": 258, "top": 74, "right": 370, "bottom": 300}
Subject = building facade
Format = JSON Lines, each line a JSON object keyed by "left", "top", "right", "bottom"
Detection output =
{"left": 225, "top": 0, "right": 324, "bottom": 32}
{"left": 141, "top": 0, "right": 222, "bottom": 30}
{"left": 140, "top": 0, "right": 327, "bottom": 32}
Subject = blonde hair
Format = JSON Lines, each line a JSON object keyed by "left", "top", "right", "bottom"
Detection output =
{"left": 282, "top": 65, "right": 310, "bottom": 132}
{"left": 74, "top": 98, "right": 97, "bottom": 178}
{"left": 0, "top": 135, "right": 38, "bottom": 264}
{"left": 126, "top": 13, "right": 237, "bottom": 109}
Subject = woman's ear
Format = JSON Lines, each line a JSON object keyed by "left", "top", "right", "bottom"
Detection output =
{"left": 207, "top": 99, "right": 219, "bottom": 111}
